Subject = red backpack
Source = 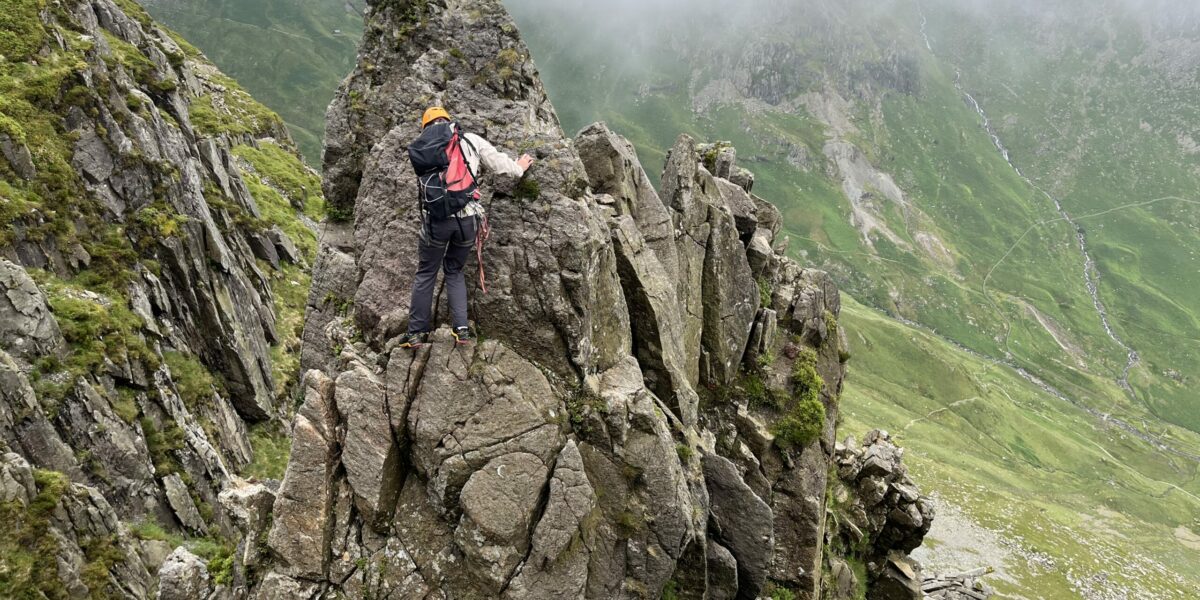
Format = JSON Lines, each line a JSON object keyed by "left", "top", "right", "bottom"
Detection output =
{"left": 408, "top": 121, "right": 480, "bottom": 220}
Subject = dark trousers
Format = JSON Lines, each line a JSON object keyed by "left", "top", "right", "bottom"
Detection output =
{"left": 409, "top": 215, "right": 478, "bottom": 333}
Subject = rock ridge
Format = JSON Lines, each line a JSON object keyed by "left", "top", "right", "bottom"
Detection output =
{"left": 248, "top": 1, "right": 935, "bottom": 599}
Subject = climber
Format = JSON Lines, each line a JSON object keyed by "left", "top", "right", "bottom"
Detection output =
{"left": 396, "top": 106, "right": 535, "bottom": 349}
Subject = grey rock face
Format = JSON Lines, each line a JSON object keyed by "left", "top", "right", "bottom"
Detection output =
{"left": 609, "top": 214, "right": 699, "bottom": 425}
{"left": 504, "top": 440, "right": 596, "bottom": 600}
{"left": 703, "top": 454, "right": 773, "bottom": 600}
{"left": 0, "top": 350, "right": 80, "bottom": 476}
{"left": 334, "top": 363, "right": 399, "bottom": 527}
{"left": 0, "top": 259, "right": 65, "bottom": 366}
{"left": 0, "top": 134, "right": 37, "bottom": 180}
{"left": 922, "top": 568, "right": 996, "bottom": 599}
{"left": 700, "top": 202, "right": 760, "bottom": 385}
{"left": 833, "top": 431, "right": 934, "bottom": 556}
{"left": 706, "top": 541, "right": 740, "bottom": 600}
{"left": 827, "top": 431, "right": 937, "bottom": 600}
{"left": 164, "top": 473, "right": 208, "bottom": 533}
{"left": 157, "top": 548, "right": 212, "bottom": 600}
{"left": 0, "top": 452, "right": 153, "bottom": 597}
{"left": 267, "top": 371, "right": 339, "bottom": 579}
{"left": 661, "top": 135, "right": 717, "bottom": 387}
{"left": 456, "top": 452, "right": 549, "bottom": 593}
{"left": 576, "top": 123, "right": 679, "bottom": 281}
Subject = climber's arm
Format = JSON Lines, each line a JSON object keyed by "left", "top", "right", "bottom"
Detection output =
{"left": 465, "top": 133, "right": 533, "bottom": 176}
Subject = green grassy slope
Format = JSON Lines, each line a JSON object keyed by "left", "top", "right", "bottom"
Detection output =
{"left": 143, "top": 0, "right": 364, "bottom": 164}
{"left": 840, "top": 295, "right": 1200, "bottom": 598}
{"left": 923, "top": 0, "right": 1200, "bottom": 436}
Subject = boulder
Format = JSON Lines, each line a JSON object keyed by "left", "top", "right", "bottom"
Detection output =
{"left": 715, "top": 178, "right": 760, "bottom": 239}
{"left": 0, "top": 134, "right": 37, "bottom": 180}
{"left": 163, "top": 473, "right": 207, "bottom": 533}
{"left": 706, "top": 541, "right": 740, "bottom": 600}
{"left": 661, "top": 135, "right": 716, "bottom": 386}
{"left": 701, "top": 203, "right": 760, "bottom": 385}
{"left": 576, "top": 122, "right": 678, "bottom": 280}
{"left": 609, "top": 214, "right": 699, "bottom": 425}
{"left": 455, "top": 452, "right": 549, "bottom": 593}
{"left": 156, "top": 548, "right": 211, "bottom": 600}
{"left": 335, "top": 362, "right": 401, "bottom": 528}
{"left": 504, "top": 441, "right": 597, "bottom": 600}
{"left": 406, "top": 335, "right": 565, "bottom": 512}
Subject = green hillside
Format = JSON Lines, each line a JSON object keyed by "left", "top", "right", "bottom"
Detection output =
{"left": 922, "top": 0, "right": 1200, "bottom": 435}
{"left": 142, "top": 0, "right": 364, "bottom": 164}
{"left": 841, "top": 296, "right": 1200, "bottom": 598}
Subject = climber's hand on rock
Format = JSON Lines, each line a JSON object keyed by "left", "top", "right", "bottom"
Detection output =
{"left": 517, "top": 154, "right": 535, "bottom": 172}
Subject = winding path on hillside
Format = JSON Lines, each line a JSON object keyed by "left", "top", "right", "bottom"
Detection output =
{"left": 910, "top": 4, "right": 1199, "bottom": 464}
{"left": 956, "top": 78, "right": 1140, "bottom": 395}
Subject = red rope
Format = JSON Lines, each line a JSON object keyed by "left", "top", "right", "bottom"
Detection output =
{"left": 476, "top": 213, "right": 490, "bottom": 294}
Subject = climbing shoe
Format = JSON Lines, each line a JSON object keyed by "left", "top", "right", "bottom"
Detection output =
{"left": 452, "top": 327, "right": 474, "bottom": 345}
{"left": 397, "top": 331, "right": 430, "bottom": 349}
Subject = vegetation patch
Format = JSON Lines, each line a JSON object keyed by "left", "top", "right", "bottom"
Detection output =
{"left": 232, "top": 142, "right": 324, "bottom": 223}
{"left": 187, "top": 72, "right": 284, "bottom": 138}
{"left": 565, "top": 385, "right": 607, "bottom": 436}
{"left": 240, "top": 170, "right": 318, "bottom": 259}
{"left": 0, "top": 469, "right": 70, "bottom": 598}
{"left": 267, "top": 263, "right": 310, "bottom": 403}
{"left": 512, "top": 176, "right": 541, "bottom": 201}
{"left": 79, "top": 535, "right": 124, "bottom": 596}
{"left": 99, "top": 31, "right": 168, "bottom": 91}
{"left": 773, "top": 348, "right": 825, "bottom": 449}
{"left": 242, "top": 423, "right": 291, "bottom": 481}
{"left": 129, "top": 520, "right": 184, "bottom": 547}
{"left": 32, "top": 277, "right": 157, "bottom": 408}
{"left": 163, "top": 351, "right": 222, "bottom": 409}
{"left": 142, "top": 416, "right": 187, "bottom": 479}
{"left": 764, "top": 582, "right": 797, "bottom": 600}
{"left": 131, "top": 201, "right": 188, "bottom": 249}
{"left": 187, "top": 536, "right": 235, "bottom": 586}
{"left": 0, "top": 0, "right": 48, "bottom": 62}
{"left": 758, "top": 277, "right": 773, "bottom": 308}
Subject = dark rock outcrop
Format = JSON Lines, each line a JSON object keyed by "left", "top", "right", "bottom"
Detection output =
{"left": 826, "top": 430, "right": 937, "bottom": 600}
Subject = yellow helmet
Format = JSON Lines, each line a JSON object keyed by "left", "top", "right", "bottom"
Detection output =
{"left": 421, "top": 106, "right": 451, "bottom": 128}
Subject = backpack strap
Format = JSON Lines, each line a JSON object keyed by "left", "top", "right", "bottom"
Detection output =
{"left": 456, "top": 126, "right": 480, "bottom": 181}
